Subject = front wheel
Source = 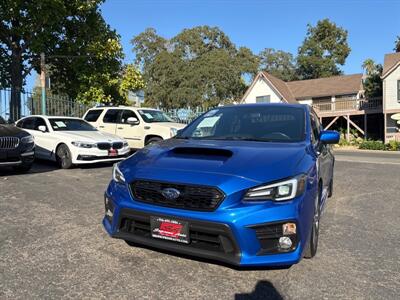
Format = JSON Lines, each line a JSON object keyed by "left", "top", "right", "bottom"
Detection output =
{"left": 304, "top": 189, "right": 321, "bottom": 259}
{"left": 56, "top": 144, "right": 73, "bottom": 169}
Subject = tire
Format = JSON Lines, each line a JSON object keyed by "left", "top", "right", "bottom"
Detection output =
{"left": 56, "top": 144, "right": 73, "bottom": 169}
{"left": 304, "top": 186, "right": 321, "bottom": 259}
{"left": 328, "top": 178, "right": 333, "bottom": 198}
{"left": 13, "top": 162, "right": 33, "bottom": 173}
{"left": 145, "top": 137, "right": 162, "bottom": 146}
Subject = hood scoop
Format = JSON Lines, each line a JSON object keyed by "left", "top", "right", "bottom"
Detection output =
{"left": 170, "top": 147, "right": 233, "bottom": 159}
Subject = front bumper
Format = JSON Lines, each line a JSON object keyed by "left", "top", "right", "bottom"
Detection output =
{"left": 103, "top": 181, "right": 316, "bottom": 267}
{"left": 0, "top": 144, "right": 35, "bottom": 167}
{"left": 71, "top": 146, "right": 130, "bottom": 164}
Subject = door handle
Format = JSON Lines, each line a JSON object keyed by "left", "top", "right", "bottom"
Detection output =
{"left": 99, "top": 126, "right": 105, "bottom": 128}
{"left": 117, "top": 127, "right": 123, "bottom": 130}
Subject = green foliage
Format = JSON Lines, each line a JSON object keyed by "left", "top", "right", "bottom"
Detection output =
{"left": 132, "top": 26, "right": 259, "bottom": 109}
{"left": 386, "top": 140, "right": 400, "bottom": 151}
{"left": 258, "top": 48, "right": 297, "bottom": 81}
{"left": 119, "top": 64, "right": 145, "bottom": 100}
{"left": 296, "top": 19, "right": 351, "bottom": 80}
{"left": 0, "top": 0, "right": 142, "bottom": 106}
{"left": 362, "top": 59, "right": 383, "bottom": 98}
{"left": 359, "top": 140, "right": 385, "bottom": 150}
{"left": 395, "top": 36, "right": 400, "bottom": 52}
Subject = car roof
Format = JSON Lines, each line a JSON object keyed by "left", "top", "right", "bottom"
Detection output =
{"left": 22, "top": 115, "right": 82, "bottom": 120}
{"left": 88, "top": 106, "right": 159, "bottom": 111}
{"left": 220, "top": 103, "right": 307, "bottom": 109}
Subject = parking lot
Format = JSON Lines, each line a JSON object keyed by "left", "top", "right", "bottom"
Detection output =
{"left": 0, "top": 151, "right": 399, "bottom": 300}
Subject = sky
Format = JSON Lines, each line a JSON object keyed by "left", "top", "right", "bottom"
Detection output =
{"left": 27, "top": 0, "right": 400, "bottom": 89}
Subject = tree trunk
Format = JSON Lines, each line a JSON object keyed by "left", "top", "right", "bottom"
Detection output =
{"left": 10, "top": 45, "right": 23, "bottom": 122}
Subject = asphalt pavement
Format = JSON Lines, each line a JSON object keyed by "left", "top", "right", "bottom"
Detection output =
{"left": 0, "top": 151, "right": 399, "bottom": 299}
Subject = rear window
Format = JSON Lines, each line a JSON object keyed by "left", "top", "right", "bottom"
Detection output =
{"left": 84, "top": 109, "right": 103, "bottom": 122}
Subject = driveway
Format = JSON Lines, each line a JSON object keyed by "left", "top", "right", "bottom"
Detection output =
{"left": 0, "top": 152, "right": 399, "bottom": 299}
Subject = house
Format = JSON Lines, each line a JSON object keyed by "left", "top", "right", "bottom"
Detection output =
{"left": 382, "top": 52, "right": 400, "bottom": 142}
{"left": 242, "top": 70, "right": 384, "bottom": 141}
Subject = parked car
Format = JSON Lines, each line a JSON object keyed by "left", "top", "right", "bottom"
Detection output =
{"left": 82, "top": 106, "right": 186, "bottom": 149}
{"left": 102, "top": 103, "right": 340, "bottom": 267}
{"left": 16, "top": 116, "right": 130, "bottom": 169}
{"left": 0, "top": 116, "right": 35, "bottom": 172}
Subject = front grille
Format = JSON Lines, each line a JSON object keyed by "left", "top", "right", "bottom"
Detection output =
{"left": 130, "top": 180, "right": 225, "bottom": 211}
{"left": 112, "top": 142, "right": 123, "bottom": 149}
{"left": 0, "top": 137, "right": 20, "bottom": 149}
{"left": 97, "top": 142, "right": 111, "bottom": 150}
{"left": 118, "top": 212, "right": 238, "bottom": 256}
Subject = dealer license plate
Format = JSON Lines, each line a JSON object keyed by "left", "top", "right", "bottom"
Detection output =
{"left": 108, "top": 149, "right": 118, "bottom": 157}
{"left": 150, "top": 216, "right": 190, "bottom": 244}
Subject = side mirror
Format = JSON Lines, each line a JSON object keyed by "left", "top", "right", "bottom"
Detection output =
{"left": 319, "top": 130, "right": 340, "bottom": 144}
{"left": 38, "top": 125, "right": 47, "bottom": 132}
{"left": 127, "top": 117, "right": 139, "bottom": 125}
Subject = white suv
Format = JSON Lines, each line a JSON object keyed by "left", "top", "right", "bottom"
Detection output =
{"left": 83, "top": 106, "right": 186, "bottom": 149}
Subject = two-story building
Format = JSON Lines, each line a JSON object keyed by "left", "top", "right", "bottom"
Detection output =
{"left": 242, "top": 53, "right": 400, "bottom": 142}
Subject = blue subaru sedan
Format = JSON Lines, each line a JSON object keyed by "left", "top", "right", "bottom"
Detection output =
{"left": 103, "top": 104, "right": 339, "bottom": 267}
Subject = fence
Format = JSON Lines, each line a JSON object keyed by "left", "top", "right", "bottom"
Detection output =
{"left": 0, "top": 89, "right": 91, "bottom": 121}
{"left": 312, "top": 97, "right": 383, "bottom": 115}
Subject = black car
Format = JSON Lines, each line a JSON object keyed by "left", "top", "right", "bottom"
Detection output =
{"left": 0, "top": 116, "right": 35, "bottom": 172}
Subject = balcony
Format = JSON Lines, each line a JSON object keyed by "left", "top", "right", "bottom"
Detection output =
{"left": 312, "top": 97, "right": 383, "bottom": 117}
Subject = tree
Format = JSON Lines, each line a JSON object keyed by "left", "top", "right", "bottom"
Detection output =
{"left": 259, "top": 48, "right": 297, "bottom": 81}
{"left": 131, "top": 26, "right": 258, "bottom": 109}
{"left": 296, "top": 19, "right": 351, "bottom": 80}
{"left": 0, "top": 0, "right": 131, "bottom": 120}
{"left": 395, "top": 36, "right": 400, "bottom": 52}
{"left": 362, "top": 59, "right": 382, "bottom": 98}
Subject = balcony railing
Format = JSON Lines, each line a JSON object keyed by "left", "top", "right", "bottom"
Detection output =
{"left": 312, "top": 97, "right": 382, "bottom": 115}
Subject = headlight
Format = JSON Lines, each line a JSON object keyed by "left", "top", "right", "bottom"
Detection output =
{"left": 123, "top": 141, "right": 129, "bottom": 148}
{"left": 71, "top": 141, "right": 95, "bottom": 148}
{"left": 21, "top": 135, "right": 34, "bottom": 144}
{"left": 244, "top": 174, "right": 307, "bottom": 201}
{"left": 170, "top": 128, "right": 178, "bottom": 137}
{"left": 112, "top": 163, "right": 125, "bottom": 184}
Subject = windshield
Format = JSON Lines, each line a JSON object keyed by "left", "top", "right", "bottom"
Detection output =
{"left": 177, "top": 106, "right": 305, "bottom": 143}
{"left": 49, "top": 118, "right": 97, "bottom": 131}
{"left": 138, "top": 110, "right": 173, "bottom": 123}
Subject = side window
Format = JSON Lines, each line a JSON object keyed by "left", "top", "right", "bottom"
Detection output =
{"left": 19, "top": 118, "right": 35, "bottom": 130}
{"left": 103, "top": 109, "right": 121, "bottom": 123}
{"left": 84, "top": 109, "right": 103, "bottom": 122}
{"left": 34, "top": 118, "right": 48, "bottom": 131}
{"left": 310, "top": 114, "right": 320, "bottom": 143}
{"left": 120, "top": 110, "right": 138, "bottom": 124}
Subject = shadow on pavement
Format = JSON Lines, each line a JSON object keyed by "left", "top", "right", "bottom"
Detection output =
{"left": 123, "top": 240, "right": 291, "bottom": 271}
{"left": 235, "top": 281, "right": 283, "bottom": 300}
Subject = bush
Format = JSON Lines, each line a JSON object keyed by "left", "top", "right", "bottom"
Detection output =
{"left": 359, "top": 140, "right": 385, "bottom": 150}
{"left": 386, "top": 141, "right": 400, "bottom": 151}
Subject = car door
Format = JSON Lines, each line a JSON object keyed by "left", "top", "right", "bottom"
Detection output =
{"left": 99, "top": 109, "right": 120, "bottom": 134}
{"left": 17, "top": 117, "right": 46, "bottom": 159}
{"left": 310, "top": 112, "right": 330, "bottom": 192}
{"left": 33, "top": 117, "right": 61, "bottom": 160}
{"left": 115, "top": 109, "right": 143, "bottom": 148}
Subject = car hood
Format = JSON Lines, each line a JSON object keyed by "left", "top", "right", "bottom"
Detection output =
{"left": 0, "top": 124, "right": 29, "bottom": 138}
{"left": 120, "top": 139, "right": 309, "bottom": 189}
{"left": 54, "top": 130, "right": 125, "bottom": 142}
{"left": 147, "top": 122, "right": 186, "bottom": 129}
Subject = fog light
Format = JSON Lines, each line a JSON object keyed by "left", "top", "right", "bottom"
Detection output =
{"left": 282, "top": 222, "right": 296, "bottom": 235}
{"left": 278, "top": 236, "right": 292, "bottom": 250}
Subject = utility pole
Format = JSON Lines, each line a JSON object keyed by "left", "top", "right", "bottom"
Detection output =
{"left": 40, "top": 53, "right": 46, "bottom": 115}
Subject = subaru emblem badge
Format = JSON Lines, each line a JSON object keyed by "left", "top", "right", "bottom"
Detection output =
{"left": 161, "top": 188, "right": 181, "bottom": 200}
